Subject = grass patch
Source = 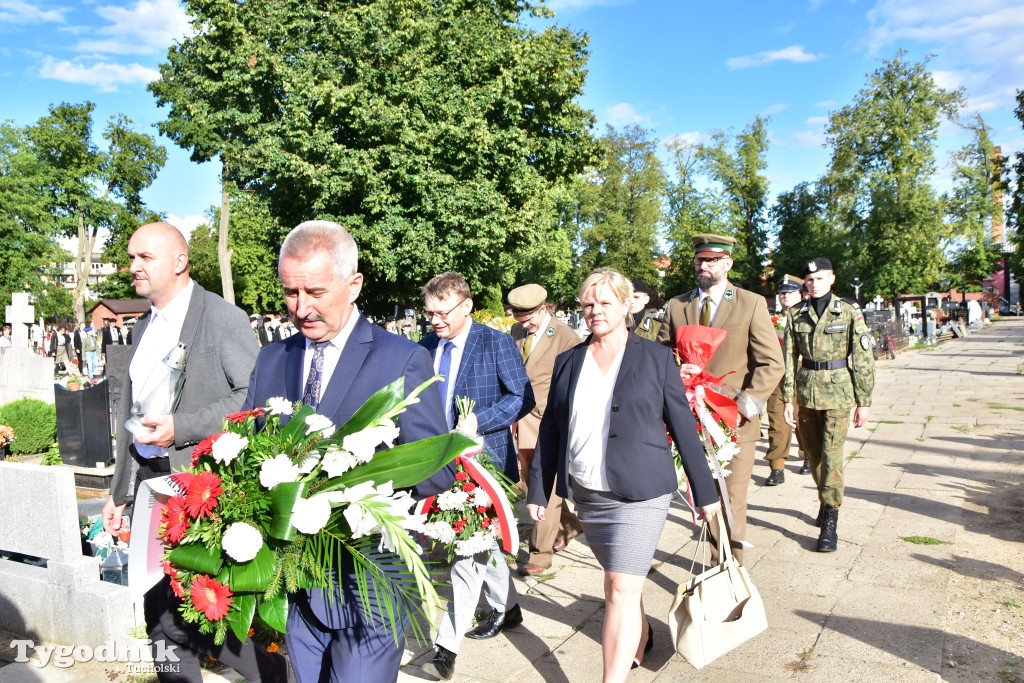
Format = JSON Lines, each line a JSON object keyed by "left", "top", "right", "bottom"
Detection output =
{"left": 1001, "top": 600, "right": 1021, "bottom": 609}
{"left": 879, "top": 419, "right": 904, "bottom": 424}
{"left": 785, "top": 648, "right": 815, "bottom": 674}
{"left": 900, "top": 535, "right": 951, "bottom": 546}
{"left": 990, "top": 405, "right": 1024, "bottom": 412}
{"left": 916, "top": 437, "right": 925, "bottom": 442}
{"left": 952, "top": 425, "right": 973, "bottom": 433}
{"left": 128, "top": 623, "right": 148, "bottom": 639}
{"left": 952, "top": 403, "right": 961, "bottom": 407}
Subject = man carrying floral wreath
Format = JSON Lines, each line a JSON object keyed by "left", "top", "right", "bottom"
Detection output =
{"left": 241, "top": 221, "right": 454, "bottom": 682}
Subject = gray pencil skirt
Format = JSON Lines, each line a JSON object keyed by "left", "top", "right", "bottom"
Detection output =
{"left": 569, "top": 478, "right": 672, "bottom": 576}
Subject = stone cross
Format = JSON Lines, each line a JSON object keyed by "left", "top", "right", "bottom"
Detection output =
{"left": 4, "top": 292, "right": 35, "bottom": 348}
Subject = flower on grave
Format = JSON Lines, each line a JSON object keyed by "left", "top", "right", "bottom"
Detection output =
{"left": 0, "top": 424, "right": 14, "bottom": 447}
{"left": 154, "top": 376, "right": 479, "bottom": 647}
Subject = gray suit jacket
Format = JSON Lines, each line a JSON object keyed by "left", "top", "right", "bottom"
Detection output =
{"left": 109, "top": 283, "right": 259, "bottom": 504}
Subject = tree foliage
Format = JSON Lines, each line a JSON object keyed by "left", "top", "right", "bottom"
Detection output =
{"left": 24, "top": 102, "right": 166, "bottom": 322}
{"left": 942, "top": 115, "right": 1005, "bottom": 294}
{"left": 1006, "top": 90, "right": 1024, "bottom": 283}
{"left": 576, "top": 125, "right": 664, "bottom": 288}
{"left": 823, "top": 51, "right": 963, "bottom": 300}
{"left": 0, "top": 121, "right": 70, "bottom": 316}
{"left": 149, "top": 0, "right": 597, "bottom": 312}
{"left": 770, "top": 182, "right": 848, "bottom": 283}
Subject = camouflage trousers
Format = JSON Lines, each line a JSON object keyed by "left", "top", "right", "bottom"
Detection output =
{"left": 795, "top": 405, "right": 852, "bottom": 507}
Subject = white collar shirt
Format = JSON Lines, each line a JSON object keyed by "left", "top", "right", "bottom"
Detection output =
{"left": 524, "top": 312, "right": 552, "bottom": 361}
{"left": 301, "top": 307, "right": 361, "bottom": 403}
{"left": 130, "top": 279, "right": 195, "bottom": 459}
{"left": 433, "top": 320, "right": 473, "bottom": 426}
{"left": 698, "top": 286, "right": 725, "bottom": 326}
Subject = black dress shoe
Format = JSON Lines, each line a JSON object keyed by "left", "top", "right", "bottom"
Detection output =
{"left": 421, "top": 646, "right": 457, "bottom": 680}
{"left": 765, "top": 469, "right": 785, "bottom": 486}
{"left": 631, "top": 621, "right": 654, "bottom": 669}
{"left": 465, "top": 603, "right": 523, "bottom": 639}
{"left": 799, "top": 460, "right": 811, "bottom": 475}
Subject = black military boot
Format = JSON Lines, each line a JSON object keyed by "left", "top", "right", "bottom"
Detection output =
{"left": 799, "top": 460, "right": 811, "bottom": 475}
{"left": 765, "top": 469, "right": 785, "bottom": 486}
{"left": 815, "top": 503, "right": 824, "bottom": 527}
{"left": 817, "top": 506, "right": 838, "bottom": 552}
{"left": 421, "top": 646, "right": 457, "bottom": 680}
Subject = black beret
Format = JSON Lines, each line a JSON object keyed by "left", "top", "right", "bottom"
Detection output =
{"left": 800, "top": 257, "right": 833, "bottom": 278}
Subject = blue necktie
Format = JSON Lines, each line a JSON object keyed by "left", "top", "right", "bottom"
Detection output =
{"left": 302, "top": 342, "right": 327, "bottom": 410}
{"left": 437, "top": 340, "right": 454, "bottom": 428}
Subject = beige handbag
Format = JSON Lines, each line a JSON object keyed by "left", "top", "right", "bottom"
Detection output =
{"left": 668, "top": 513, "right": 767, "bottom": 669}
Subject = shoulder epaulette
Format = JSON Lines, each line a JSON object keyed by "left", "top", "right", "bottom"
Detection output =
{"left": 840, "top": 297, "right": 861, "bottom": 309}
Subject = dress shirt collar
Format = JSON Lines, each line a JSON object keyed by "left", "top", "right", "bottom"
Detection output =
{"left": 150, "top": 279, "right": 195, "bottom": 327}
{"left": 304, "top": 306, "right": 360, "bottom": 354}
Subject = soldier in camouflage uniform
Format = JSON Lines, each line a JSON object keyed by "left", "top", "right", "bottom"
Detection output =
{"left": 783, "top": 257, "right": 874, "bottom": 552}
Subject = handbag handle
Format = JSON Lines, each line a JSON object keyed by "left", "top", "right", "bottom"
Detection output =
{"left": 687, "top": 511, "right": 736, "bottom": 576}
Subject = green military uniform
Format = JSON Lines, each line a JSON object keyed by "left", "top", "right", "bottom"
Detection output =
{"left": 782, "top": 293, "right": 874, "bottom": 508}
{"left": 631, "top": 308, "right": 663, "bottom": 341}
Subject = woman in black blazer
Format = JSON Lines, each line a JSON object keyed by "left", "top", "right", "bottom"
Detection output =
{"left": 527, "top": 267, "right": 719, "bottom": 681}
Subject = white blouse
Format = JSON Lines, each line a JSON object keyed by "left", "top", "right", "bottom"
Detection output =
{"left": 567, "top": 345, "right": 625, "bottom": 492}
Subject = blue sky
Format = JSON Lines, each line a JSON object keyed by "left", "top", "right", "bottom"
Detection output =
{"left": 2, "top": 0, "right": 1022, "bottom": 239}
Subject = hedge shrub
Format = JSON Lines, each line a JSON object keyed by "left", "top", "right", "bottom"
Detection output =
{"left": 0, "top": 398, "right": 57, "bottom": 455}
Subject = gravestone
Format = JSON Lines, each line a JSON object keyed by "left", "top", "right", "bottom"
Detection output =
{"left": 0, "top": 462, "right": 137, "bottom": 644}
{"left": 55, "top": 380, "right": 113, "bottom": 468}
{"left": 104, "top": 345, "right": 131, "bottom": 438}
{"left": 1, "top": 293, "right": 55, "bottom": 405}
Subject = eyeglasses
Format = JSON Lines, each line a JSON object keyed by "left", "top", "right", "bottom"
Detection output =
{"left": 694, "top": 256, "right": 730, "bottom": 266}
{"left": 513, "top": 307, "right": 543, "bottom": 323}
{"left": 424, "top": 299, "right": 467, "bottom": 321}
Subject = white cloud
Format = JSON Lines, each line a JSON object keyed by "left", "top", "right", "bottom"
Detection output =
{"left": 726, "top": 45, "right": 825, "bottom": 69}
{"left": 74, "top": 0, "right": 191, "bottom": 56}
{"left": 166, "top": 214, "right": 208, "bottom": 241}
{"left": 0, "top": 0, "right": 65, "bottom": 24}
{"left": 805, "top": 116, "right": 829, "bottom": 126}
{"left": 931, "top": 69, "right": 968, "bottom": 91}
{"left": 605, "top": 102, "right": 650, "bottom": 126}
{"left": 814, "top": 99, "right": 837, "bottom": 109}
{"left": 39, "top": 56, "right": 159, "bottom": 91}
{"left": 663, "top": 131, "right": 702, "bottom": 148}
{"left": 761, "top": 103, "right": 790, "bottom": 116}
{"left": 792, "top": 130, "right": 827, "bottom": 148}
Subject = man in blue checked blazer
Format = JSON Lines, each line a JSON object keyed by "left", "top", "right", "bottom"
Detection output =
{"left": 418, "top": 271, "right": 534, "bottom": 681}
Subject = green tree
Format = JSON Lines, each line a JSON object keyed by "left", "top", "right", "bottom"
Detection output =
{"left": 1009, "top": 90, "right": 1024, "bottom": 283}
{"left": 770, "top": 182, "right": 849, "bottom": 284}
{"left": 695, "top": 116, "right": 771, "bottom": 291}
{"left": 663, "top": 137, "right": 730, "bottom": 297}
{"left": 512, "top": 178, "right": 583, "bottom": 307}
{"left": 26, "top": 102, "right": 166, "bottom": 322}
{"left": 577, "top": 125, "right": 664, "bottom": 287}
{"left": 823, "top": 51, "right": 963, "bottom": 303}
{"left": 185, "top": 222, "right": 222, "bottom": 295}
{"left": 0, "top": 121, "right": 69, "bottom": 314}
{"left": 942, "top": 115, "right": 1005, "bottom": 297}
{"left": 149, "top": 0, "right": 597, "bottom": 312}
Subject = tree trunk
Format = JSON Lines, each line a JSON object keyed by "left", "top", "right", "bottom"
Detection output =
{"left": 71, "top": 212, "right": 97, "bottom": 324}
{"left": 218, "top": 169, "right": 235, "bottom": 305}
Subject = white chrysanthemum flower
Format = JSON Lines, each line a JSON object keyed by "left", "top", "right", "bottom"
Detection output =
{"left": 259, "top": 453, "right": 301, "bottom": 489}
{"left": 321, "top": 446, "right": 358, "bottom": 478}
{"left": 341, "top": 422, "right": 399, "bottom": 464}
{"left": 471, "top": 487, "right": 492, "bottom": 509}
{"left": 436, "top": 489, "right": 469, "bottom": 511}
{"left": 266, "top": 397, "right": 292, "bottom": 416}
{"left": 305, "top": 414, "right": 336, "bottom": 438}
{"left": 221, "top": 522, "right": 264, "bottom": 562}
{"left": 455, "top": 531, "right": 495, "bottom": 557}
{"left": 212, "top": 432, "right": 248, "bottom": 465}
{"left": 292, "top": 493, "right": 332, "bottom": 535}
{"left": 423, "top": 521, "right": 457, "bottom": 545}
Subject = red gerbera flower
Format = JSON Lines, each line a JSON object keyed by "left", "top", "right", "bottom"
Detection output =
{"left": 162, "top": 495, "right": 190, "bottom": 543}
{"left": 225, "top": 407, "right": 265, "bottom": 424}
{"left": 462, "top": 482, "right": 476, "bottom": 493}
{"left": 191, "top": 432, "right": 225, "bottom": 466}
{"left": 455, "top": 471, "right": 468, "bottom": 482}
{"left": 190, "top": 574, "right": 232, "bottom": 621}
{"left": 481, "top": 518, "right": 491, "bottom": 528}
{"left": 184, "top": 471, "right": 223, "bottom": 519}
{"left": 168, "top": 471, "right": 195, "bottom": 492}
{"left": 169, "top": 576, "right": 185, "bottom": 599}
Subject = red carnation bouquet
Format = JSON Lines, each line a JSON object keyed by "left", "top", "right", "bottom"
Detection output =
{"left": 133, "top": 378, "right": 478, "bottom": 645}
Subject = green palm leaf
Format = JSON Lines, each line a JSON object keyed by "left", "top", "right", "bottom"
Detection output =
{"left": 228, "top": 544, "right": 275, "bottom": 592}
{"left": 226, "top": 594, "right": 256, "bottom": 643}
{"left": 168, "top": 542, "right": 223, "bottom": 575}
{"left": 320, "top": 432, "right": 474, "bottom": 493}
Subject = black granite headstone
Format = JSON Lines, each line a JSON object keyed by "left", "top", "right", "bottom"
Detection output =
{"left": 55, "top": 380, "right": 113, "bottom": 468}
{"left": 104, "top": 345, "right": 131, "bottom": 437}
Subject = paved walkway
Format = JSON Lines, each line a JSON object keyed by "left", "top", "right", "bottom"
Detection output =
{"left": 3, "top": 319, "right": 1022, "bottom": 681}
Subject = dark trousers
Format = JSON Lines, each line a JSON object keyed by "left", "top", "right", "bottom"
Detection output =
{"left": 133, "top": 454, "right": 287, "bottom": 682}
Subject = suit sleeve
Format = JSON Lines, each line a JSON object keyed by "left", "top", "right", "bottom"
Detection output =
{"left": 173, "top": 307, "right": 260, "bottom": 447}
{"left": 474, "top": 334, "right": 535, "bottom": 435}
{"left": 656, "top": 298, "right": 678, "bottom": 347}
{"left": 745, "top": 296, "right": 785, "bottom": 403}
{"left": 527, "top": 352, "right": 569, "bottom": 507}
{"left": 662, "top": 347, "right": 717, "bottom": 508}
{"left": 399, "top": 345, "right": 457, "bottom": 498}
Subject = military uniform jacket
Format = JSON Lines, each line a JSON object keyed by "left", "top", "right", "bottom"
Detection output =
{"left": 512, "top": 316, "right": 582, "bottom": 450}
{"left": 657, "top": 283, "right": 783, "bottom": 443}
{"left": 782, "top": 294, "right": 874, "bottom": 410}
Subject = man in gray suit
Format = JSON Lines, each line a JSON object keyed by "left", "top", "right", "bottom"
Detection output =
{"left": 101, "top": 222, "right": 284, "bottom": 682}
